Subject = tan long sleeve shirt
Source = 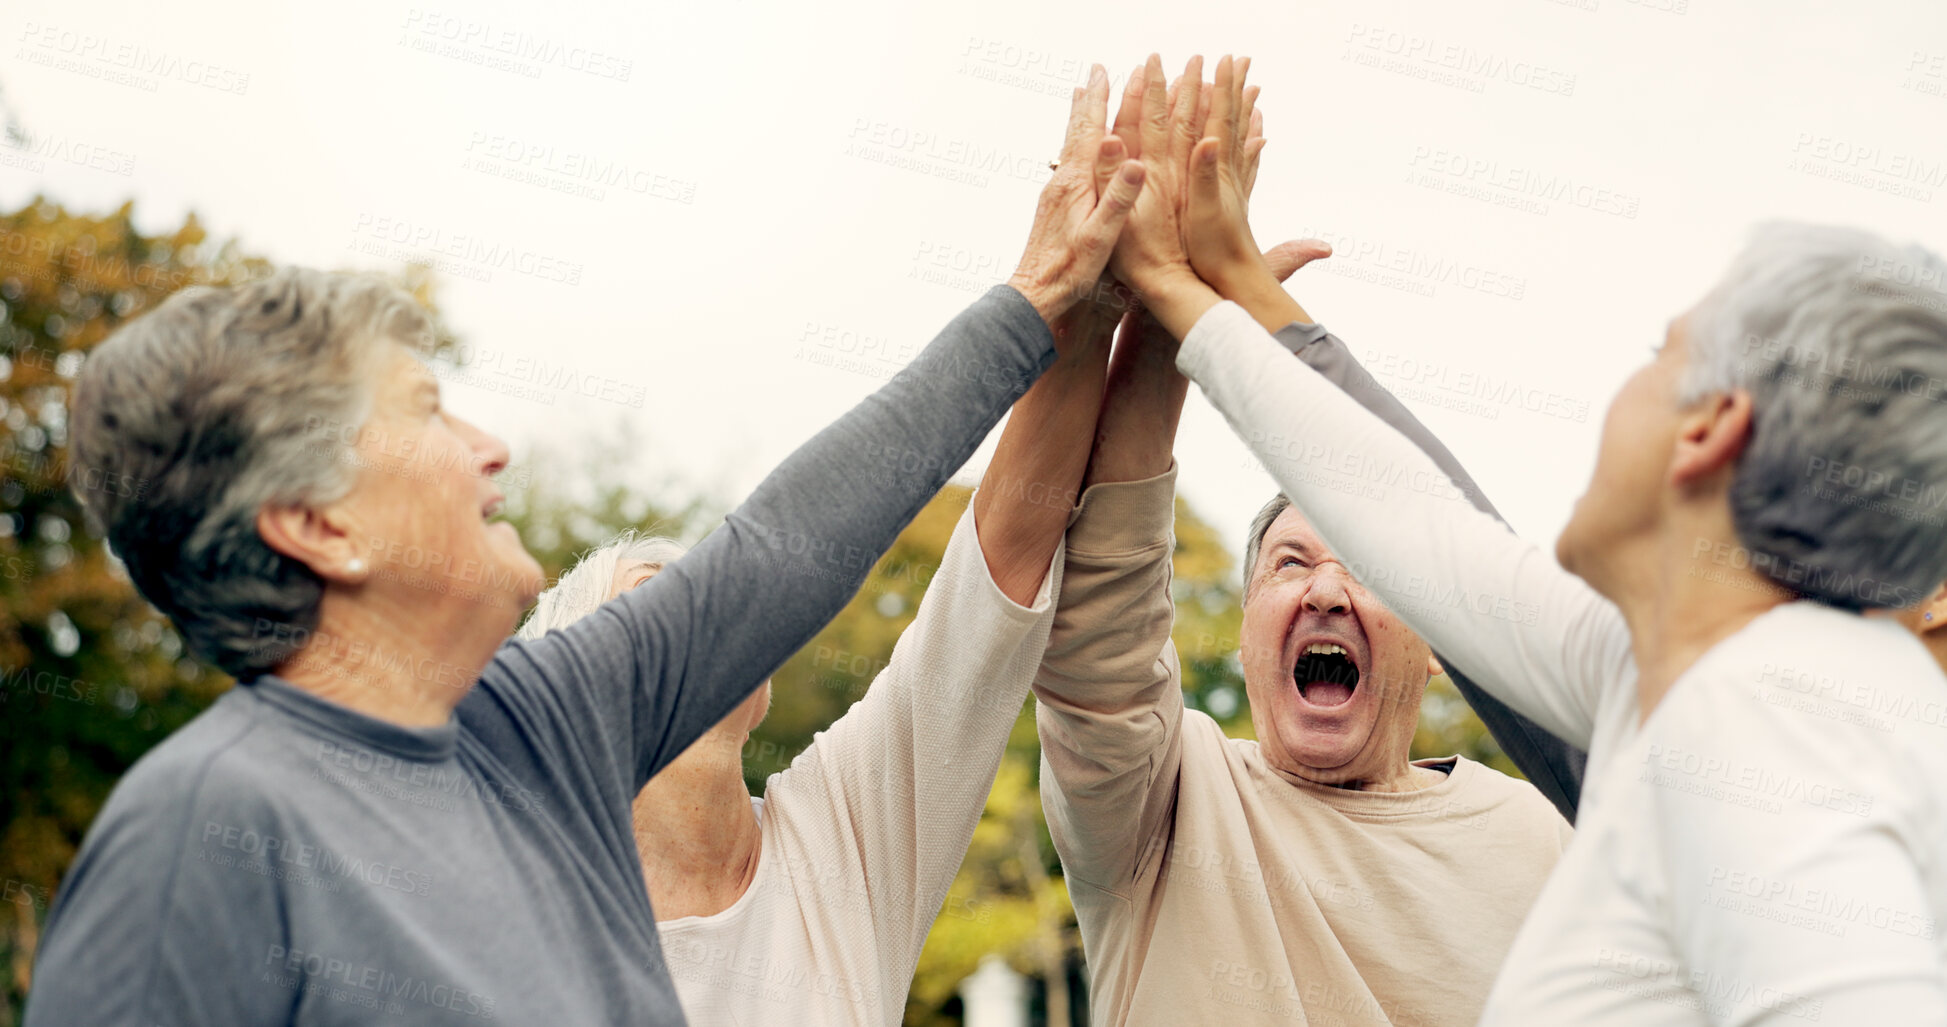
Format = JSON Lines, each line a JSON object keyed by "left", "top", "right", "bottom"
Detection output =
{"left": 1035, "top": 466, "right": 1571, "bottom": 1027}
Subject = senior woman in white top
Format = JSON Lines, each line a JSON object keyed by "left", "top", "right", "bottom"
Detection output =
{"left": 25, "top": 70, "right": 1148, "bottom": 1027}
{"left": 512, "top": 80, "right": 1323, "bottom": 1027}
{"left": 1126, "top": 55, "right": 1947, "bottom": 1025}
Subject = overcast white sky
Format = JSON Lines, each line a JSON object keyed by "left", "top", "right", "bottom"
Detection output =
{"left": 6, "top": 0, "right": 1946, "bottom": 568}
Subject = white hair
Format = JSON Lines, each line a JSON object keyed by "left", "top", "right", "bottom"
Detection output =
{"left": 1682, "top": 221, "right": 1947, "bottom": 608}
{"left": 516, "top": 530, "right": 688, "bottom": 640}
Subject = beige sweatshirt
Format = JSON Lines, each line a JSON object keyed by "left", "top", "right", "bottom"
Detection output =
{"left": 1034, "top": 467, "right": 1572, "bottom": 1027}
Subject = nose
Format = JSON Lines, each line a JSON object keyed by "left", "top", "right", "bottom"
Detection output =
{"left": 450, "top": 414, "right": 511, "bottom": 478}
{"left": 1301, "top": 561, "right": 1352, "bottom": 615}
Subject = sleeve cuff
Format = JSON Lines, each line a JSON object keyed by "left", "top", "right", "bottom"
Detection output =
{"left": 1064, "top": 463, "right": 1178, "bottom": 556}
{"left": 957, "top": 498, "right": 1060, "bottom": 617}
{"left": 1272, "top": 320, "right": 1330, "bottom": 354}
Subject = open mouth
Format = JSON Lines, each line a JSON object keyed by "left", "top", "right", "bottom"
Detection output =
{"left": 1293, "top": 643, "right": 1361, "bottom": 708}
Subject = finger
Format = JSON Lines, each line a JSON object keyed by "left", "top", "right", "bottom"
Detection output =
{"left": 1080, "top": 64, "right": 1110, "bottom": 148}
{"left": 1058, "top": 84, "right": 1091, "bottom": 166}
{"left": 1094, "top": 135, "right": 1127, "bottom": 200}
{"left": 1262, "top": 238, "right": 1334, "bottom": 282}
{"left": 1139, "top": 54, "right": 1170, "bottom": 169}
{"left": 1113, "top": 63, "right": 1146, "bottom": 159}
{"left": 1077, "top": 159, "right": 1148, "bottom": 277}
{"left": 1227, "top": 58, "right": 1250, "bottom": 167}
{"left": 1197, "top": 81, "right": 1215, "bottom": 153}
{"left": 1169, "top": 55, "right": 1205, "bottom": 171}
{"left": 1241, "top": 84, "right": 1261, "bottom": 138}
{"left": 1189, "top": 137, "right": 1224, "bottom": 224}
{"left": 1243, "top": 136, "right": 1268, "bottom": 199}
{"left": 1208, "top": 55, "right": 1233, "bottom": 163}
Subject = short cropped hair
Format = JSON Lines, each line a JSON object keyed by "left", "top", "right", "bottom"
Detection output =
{"left": 1242, "top": 493, "right": 1292, "bottom": 602}
{"left": 1684, "top": 222, "right": 1947, "bottom": 608}
{"left": 67, "top": 268, "right": 433, "bottom": 675}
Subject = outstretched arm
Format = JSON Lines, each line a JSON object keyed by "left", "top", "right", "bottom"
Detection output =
{"left": 475, "top": 70, "right": 1150, "bottom": 799}
{"left": 773, "top": 231, "right": 1125, "bottom": 983}
{"left": 1144, "top": 56, "right": 1628, "bottom": 748}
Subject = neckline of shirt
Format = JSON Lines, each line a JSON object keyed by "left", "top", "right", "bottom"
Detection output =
{"left": 240, "top": 673, "right": 459, "bottom": 761}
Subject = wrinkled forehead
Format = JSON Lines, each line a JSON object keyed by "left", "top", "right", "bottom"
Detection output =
{"left": 609, "top": 558, "right": 660, "bottom": 598}
{"left": 1262, "top": 504, "right": 1335, "bottom": 565}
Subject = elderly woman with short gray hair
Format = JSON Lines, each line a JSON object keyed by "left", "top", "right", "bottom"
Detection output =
{"left": 24, "top": 70, "right": 1147, "bottom": 1027}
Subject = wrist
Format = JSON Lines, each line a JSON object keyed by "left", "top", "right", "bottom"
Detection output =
{"left": 1006, "top": 272, "right": 1063, "bottom": 327}
{"left": 1135, "top": 270, "right": 1222, "bottom": 343}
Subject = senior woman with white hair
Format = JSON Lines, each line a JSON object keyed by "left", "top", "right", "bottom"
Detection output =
{"left": 1122, "top": 56, "right": 1947, "bottom": 1023}
{"left": 513, "top": 338, "right": 1101, "bottom": 1023}
{"left": 24, "top": 70, "right": 1147, "bottom": 1027}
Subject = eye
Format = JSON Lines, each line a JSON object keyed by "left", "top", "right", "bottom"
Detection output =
{"left": 1279, "top": 555, "right": 1307, "bottom": 570}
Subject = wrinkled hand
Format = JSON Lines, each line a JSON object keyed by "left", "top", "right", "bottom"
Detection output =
{"left": 1185, "top": 55, "right": 1270, "bottom": 294}
{"left": 1007, "top": 65, "right": 1146, "bottom": 331}
{"left": 1100, "top": 55, "right": 1210, "bottom": 304}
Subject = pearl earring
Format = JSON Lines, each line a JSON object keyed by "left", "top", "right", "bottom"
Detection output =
{"left": 1928, "top": 613, "right": 1935, "bottom": 622}
{"left": 347, "top": 558, "right": 365, "bottom": 575}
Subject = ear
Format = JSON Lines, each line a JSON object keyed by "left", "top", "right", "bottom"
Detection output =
{"left": 257, "top": 503, "right": 368, "bottom": 586}
{"left": 1918, "top": 583, "right": 1947, "bottom": 638}
{"left": 1670, "top": 387, "right": 1753, "bottom": 489}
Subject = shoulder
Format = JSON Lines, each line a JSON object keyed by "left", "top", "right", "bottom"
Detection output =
{"left": 1448, "top": 756, "right": 1574, "bottom": 840}
{"left": 99, "top": 688, "right": 283, "bottom": 829}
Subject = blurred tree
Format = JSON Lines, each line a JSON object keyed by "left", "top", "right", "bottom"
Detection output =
{"left": 0, "top": 197, "right": 271, "bottom": 1022}
{"left": 0, "top": 197, "right": 455, "bottom": 1025}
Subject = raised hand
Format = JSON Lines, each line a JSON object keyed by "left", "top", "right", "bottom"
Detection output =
{"left": 1185, "top": 55, "right": 1268, "bottom": 295}
{"left": 1007, "top": 65, "right": 1146, "bottom": 332}
{"left": 1103, "top": 55, "right": 1207, "bottom": 302}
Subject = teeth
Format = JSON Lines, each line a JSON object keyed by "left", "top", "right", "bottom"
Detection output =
{"left": 1304, "top": 643, "right": 1347, "bottom": 657}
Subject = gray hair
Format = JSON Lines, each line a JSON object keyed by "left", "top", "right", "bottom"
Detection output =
{"left": 1682, "top": 221, "right": 1947, "bottom": 609}
{"left": 67, "top": 268, "right": 434, "bottom": 676}
{"left": 1242, "top": 493, "right": 1293, "bottom": 601}
{"left": 516, "top": 532, "right": 688, "bottom": 640}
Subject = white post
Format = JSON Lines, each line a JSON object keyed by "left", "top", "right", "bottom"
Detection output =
{"left": 959, "top": 953, "right": 1028, "bottom": 1027}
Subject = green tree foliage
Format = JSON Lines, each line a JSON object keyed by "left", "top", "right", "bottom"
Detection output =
{"left": 0, "top": 198, "right": 270, "bottom": 1021}
{"left": 0, "top": 198, "right": 451, "bottom": 1024}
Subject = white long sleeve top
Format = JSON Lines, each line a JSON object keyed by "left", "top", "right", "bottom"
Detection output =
{"left": 657, "top": 501, "right": 1061, "bottom": 1026}
{"left": 1175, "top": 299, "right": 1947, "bottom": 1026}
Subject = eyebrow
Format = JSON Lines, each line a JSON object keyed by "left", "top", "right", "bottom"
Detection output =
{"left": 1268, "top": 539, "right": 1321, "bottom": 561}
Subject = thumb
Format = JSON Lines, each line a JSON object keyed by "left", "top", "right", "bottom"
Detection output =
{"left": 1262, "top": 238, "right": 1333, "bottom": 283}
{"left": 1077, "top": 159, "right": 1146, "bottom": 270}
{"left": 1189, "top": 137, "right": 1224, "bottom": 210}
{"left": 1093, "top": 135, "right": 1127, "bottom": 201}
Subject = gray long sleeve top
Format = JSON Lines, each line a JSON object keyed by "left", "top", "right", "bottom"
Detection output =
{"left": 24, "top": 285, "right": 1056, "bottom": 1027}
{"left": 1273, "top": 321, "right": 1587, "bottom": 822}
